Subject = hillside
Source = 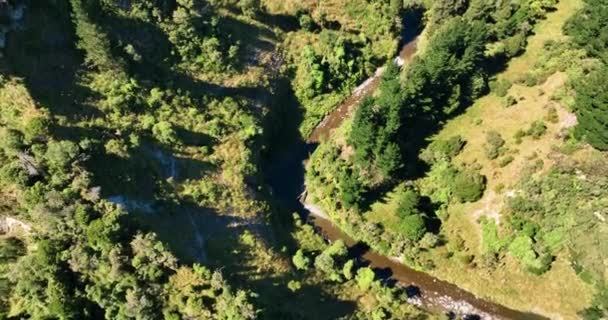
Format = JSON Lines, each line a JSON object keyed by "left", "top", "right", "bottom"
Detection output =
{"left": 1, "top": 0, "right": 606, "bottom": 319}
{"left": 305, "top": 0, "right": 608, "bottom": 318}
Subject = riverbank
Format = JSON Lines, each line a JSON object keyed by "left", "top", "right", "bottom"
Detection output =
{"left": 303, "top": 196, "right": 548, "bottom": 320}
{"left": 300, "top": 0, "right": 595, "bottom": 318}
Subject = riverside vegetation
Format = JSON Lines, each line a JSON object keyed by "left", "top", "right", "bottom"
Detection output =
{"left": 305, "top": 0, "right": 608, "bottom": 318}
{"left": 0, "top": 0, "right": 606, "bottom": 319}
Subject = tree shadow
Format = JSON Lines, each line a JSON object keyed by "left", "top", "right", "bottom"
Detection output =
{"left": 3, "top": 1, "right": 102, "bottom": 122}
{"left": 256, "top": 11, "right": 300, "bottom": 33}
{"left": 175, "top": 126, "right": 216, "bottom": 147}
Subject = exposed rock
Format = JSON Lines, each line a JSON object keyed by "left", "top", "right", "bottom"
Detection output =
{"left": 17, "top": 152, "right": 42, "bottom": 178}
{"left": 0, "top": 216, "right": 32, "bottom": 234}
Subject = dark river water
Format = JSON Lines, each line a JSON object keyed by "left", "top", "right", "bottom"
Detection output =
{"left": 264, "top": 13, "right": 549, "bottom": 320}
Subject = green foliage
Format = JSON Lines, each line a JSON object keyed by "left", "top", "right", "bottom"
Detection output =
{"left": 526, "top": 120, "right": 548, "bottom": 139}
{"left": 0, "top": 128, "right": 24, "bottom": 155}
{"left": 298, "top": 14, "right": 314, "bottom": 31}
{"left": 484, "top": 130, "right": 506, "bottom": 160}
{"left": 451, "top": 168, "right": 486, "bottom": 202}
{"left": 503, "top": 95, "right": 517, "bottom": 107}
{"left": 506, "top": 155, "right": 608, "bottom": 283}
{"left": 491, "top": 79, "right": 513, "bottom": 97}
{"left": 420, "top": 135, "right": 466, "bottom": 164}
{"left": 69, "top": 0, "right": 124, "bottom": 71}
{"left": 338, "top": 167, "right": 365, "bottom": 210}
{"left": 349, "top": 63, "right": 403, "bottom": 178}
{"left": 287, "top": 280, "right": 302, "bottom": 292}
{"left": 481, "top": 218, "right": 509, "bottom": 254}
{"left": 572, "top": 66, "right": 608, "bottom": 150}
{"left": 565, "top": 0, "right": 608, "bottom": 64}
{"left": 507, "top": 235, "right": 552, "bottom": 274}
{"left": 152, "top": 121, "right": 178, "bottom": 145}
{"left": 356, "top": 267, "right": 375, "bottom": 291}
{"left": 342, "top": 259, "right": 355, "bottom": 280}
{"left": 399, "top": 214, "right": 427, "bottom": 242}
{"left": 292, "top": 249, "right": 310, "bottom": 270}
{"left": 545, "top": 106, "right": 559, "bottom": 123}
{"left": 44, "top": 140, "right": 80, "bottom": 170}
{"left": 314, "top": 240, "right": 349, "bottom": 282}
{"left": 499, "top": 155, "right": 514, "bottom": 167}
{"left": 395, "top": 187, "right": 428, "bottom": 241}
{"left": 0, "top": 237, "right": 26, "bottom": 264}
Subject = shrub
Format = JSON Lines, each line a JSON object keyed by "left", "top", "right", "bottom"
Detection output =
{"left": 452, "top": 169, "right": 486, "bottom": 202}
{"left": 545, "top": 106, "right": 559, "bottom": 123}
{"left": 491, "top": 78, "right": 512, "bottom": 97}
{"left": 484, "top": 131, "right": 506, "bottom": 160}
{"left": 356, "top": 267, "right": 375, "bottom": 291}
{"left": 298, "top": 14, "right": 314, "bottom": 31}
{"left": 514, "top": 129, "right": 526, "bottom": 144}
{"left": 0, "top": 129, "right": 25, "bottom": 154}
{"left": 342, "top": 260, "right": 354, "bottom": 280}
{"left": 399, "top": 215, "right": 427, "bottom": 242}
{"left": 24, "top": 117, "right": 49, "bottom": 142}
{"left": 499, "top": 155, "right": 514, "bottom": 167}
{"left": 419, "top": 233, "right": 440, "bottom": 249}
{"left": 287, "top": 280, "right": 302, "bottom": 292}
{"left": 152, "top": 121, "right": 178, "bottom": 144}
{"left": 527, "top": 121, "right": 548, "bottom": 139}
{"left": 292, "top": 249, "right": 310, "bottom": 270}
{"left": 503, "top": 95, "right": 517, "bottom": 107}
{"left": 421, "top": 135, "right": 466, "bottom": 163}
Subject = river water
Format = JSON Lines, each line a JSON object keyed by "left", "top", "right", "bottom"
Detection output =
{"left": 265, "top": 16, "right": 548, "bottom": 320}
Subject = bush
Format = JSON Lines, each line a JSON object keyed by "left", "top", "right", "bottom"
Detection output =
{"left": 292, "top": 249, "right": 310, "bottom": 270}
{"left": 545, "top": 106, "right": 559, "bottom": 123}
{"left": 503, "top": 95, "right": 517, "bottom": 107}
{"left": 298, "top": 14, "right": 314, "bottom": 31}
{"left": 484, "top": 131, "right": 506, "bottom": 160}
{"left": 421, "top": 135, "right": 466, "bottom": 163}
{"left": 356, "top": 267, "right": 375, "bottom": 291}
{"left": 452, "top": 169, "right": 486, "bottom": 202}
{"left": 527, "top": 121, "right": 548, "bottom": 139}
{"left": 24, "top": 117, "right": 49, "bottom": 142}
{"left": 0, "top": 129, "right": 25, "bottom": 154}
{"left": 152, "top": 121, "right": 178, "bottom": 145}
{"left": 287, "top": 280, "right": 302, "bottom": 292}
{"left": 491, "top": 78, "right": 512, "bottom": 97}
{"left": 499, "top": 155, "right": 514, "bottom": 167}
{"left": 399, "top": 215, "right": 427, "bottom": 242}
{"left": 419, "top": 233, "right": 440, "bottom": 249}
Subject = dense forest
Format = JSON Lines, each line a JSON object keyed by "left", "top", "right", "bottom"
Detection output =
{"left": 0, "top": 0, "right": 606, "bottom": 319}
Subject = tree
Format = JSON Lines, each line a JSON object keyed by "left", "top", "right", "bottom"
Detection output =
{"left": 292, "top": 249, "right": 310, "bottom": 270}
{"left": 356, "top": 267, "right": 375, "bottom": 291}
{"left": 44, "top": 140, "right": 80, "bottom": 170}
{"left": 153, "top": 121, "right": 178, "bottom": 145}
{"left": 338, "top": 168, "right": 364, "bottom": 210}
{"left": 573, "top": 66, "right": 608, "bottom": 150}
{"left": 452, "top": 169, "right": 486, "bottom": 202}
{"left": 565, "top": 0, "right": 608, "bottom": 64}
{"left": 69, "top": 0, "right": 124, "bottom": 71}
{"left": 0, "top": 129, "right": 24, "bottom": 155}
{"left": 396, "top": 188, "right": 427, "bottom": 241}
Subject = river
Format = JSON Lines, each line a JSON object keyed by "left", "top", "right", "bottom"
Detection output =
{"left": 264, "top": 15, "right": 548, "bottom": 320}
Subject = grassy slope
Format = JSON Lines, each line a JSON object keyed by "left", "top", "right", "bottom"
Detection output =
{"left": 410, "top": 0, "right": 596, "bottom": 317}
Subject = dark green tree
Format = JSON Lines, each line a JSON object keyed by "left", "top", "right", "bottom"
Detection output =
{"left": 573, "top": 66, "right": 608, "bottom": 150}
